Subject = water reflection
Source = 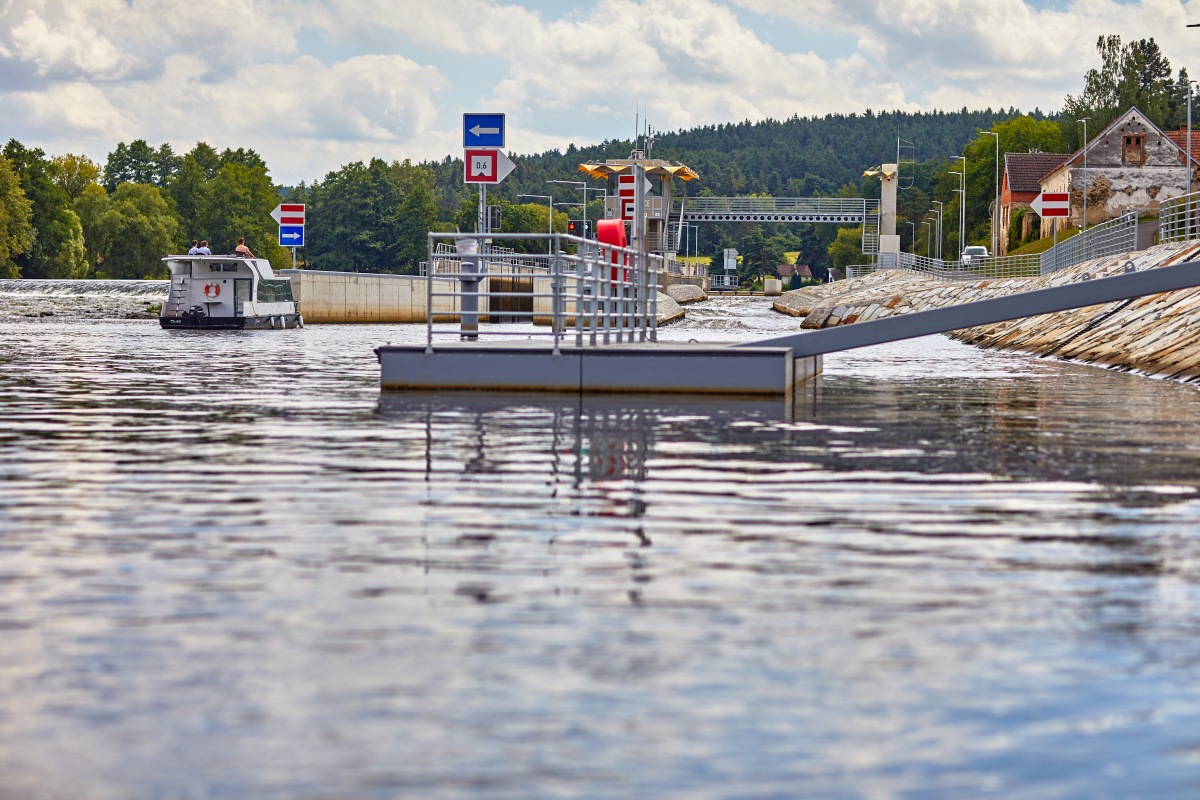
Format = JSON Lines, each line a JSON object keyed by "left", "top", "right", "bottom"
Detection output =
{"left": 3, "top": 309, "right": 1200, "bottom": 798}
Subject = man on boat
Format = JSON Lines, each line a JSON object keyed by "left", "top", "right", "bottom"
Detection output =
{"left": 187, "top": 240, "right": 201, "bottom": 255}
{"left": 198, "top": 240, "right": 211, "bottom": 255}
{"left": 235, "top": 238, "right": 254, "bottom": 258}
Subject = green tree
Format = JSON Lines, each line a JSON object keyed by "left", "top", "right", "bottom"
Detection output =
{"left": 92, "top": 183, "right": 183, "bottom": 279}
{"left": 827, "top": 226, "right": 864, "bottom": 271}
{"left": 3, "top": 140, "right": 87, "bottom": 278}
{"left": 1063, "top": 35, "right": 1174, "bottom": 145}
{"left": 197, "top": 160, "right": 288, "bottom": 268}
{"left": 74, "top": 183, "right": 112, "bottom": 272}
{"left": 50, "top": 154, "right": 101, "bottom": 201}
{"left": 0, "top": 155, "right": 33, "bottom": 278}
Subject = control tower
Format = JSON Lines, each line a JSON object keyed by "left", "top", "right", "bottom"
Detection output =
{"left": 576, "top": 151, "right": 699, "bottom": 272}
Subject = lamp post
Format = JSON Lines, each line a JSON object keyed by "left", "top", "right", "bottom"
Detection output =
{"left": 1189, "top": 80, "right": 1197, "bottom": 239}
{"left": 690, "top": 224, "right": 699, "bottom": 275}
{"left": 954, "top": 155, "right": 967, "bottom": 257}
{"left": 904, "top": 221, "right": 915, "bottom": 253}
{"left": 983, "top": 131, "right": 999, "bottom": 256}
{"left": 518, "top": 193, "right": 553, "bottom": 253}
{"left": 922, "top": 220, "right": 932, "bottom": 257}
{"left": 949, "top": 169, "right": 965, "bottom": 259}
{"left": 548, "top": 180, "right": 602, "bottom": 239}
{"left": 932, "top": 201, "right": 944, "bottom": 260}
{"left": 1077, "top": 118, "right": 1090, "bottom": 233}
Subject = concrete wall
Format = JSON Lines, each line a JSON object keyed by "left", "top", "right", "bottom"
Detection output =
{"left": 282, "top": 269, "right": 683, "bottom": 326}
{"left": 281, "top": 270, "right": 460, "bottom": 323}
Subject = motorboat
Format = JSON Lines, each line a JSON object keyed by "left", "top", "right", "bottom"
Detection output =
{"left": 159, "top": 254, "right": 302, "bottom": 329}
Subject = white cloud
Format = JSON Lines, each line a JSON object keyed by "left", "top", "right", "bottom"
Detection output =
{"left": 0, "top": 0, "right": 1197, "bottom": 183}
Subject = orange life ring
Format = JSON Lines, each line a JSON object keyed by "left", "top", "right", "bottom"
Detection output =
{"left": 203, "top": 283, "right": 221, "bottom": 298}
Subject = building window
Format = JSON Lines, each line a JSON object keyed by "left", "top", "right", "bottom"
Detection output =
{"left": 1122, "top": 134, "right": 1146, "bottom": 165}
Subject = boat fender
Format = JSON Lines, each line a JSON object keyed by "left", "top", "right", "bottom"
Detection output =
{"left": 203, "top": 283, "right": 221, "bottom": 299}
{"left": 297, "top": 315, "right": 304, "bottom": 328}
{"left": 269, "top": 315, "right": 277, "bottom": 329}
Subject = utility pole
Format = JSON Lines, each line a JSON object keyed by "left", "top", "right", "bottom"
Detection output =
{"left": 1078, "top": 118, "right": 1090, "bottom": 233}
{"left": 983, "top": 131, "right": 999, "bottom": 256}
{"left": 955, "top": 155, "right": 967, "bottom": 258}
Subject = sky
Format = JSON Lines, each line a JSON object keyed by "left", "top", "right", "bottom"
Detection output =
{"left": 1, "top": 0, "right": 1197, "bottom": 185}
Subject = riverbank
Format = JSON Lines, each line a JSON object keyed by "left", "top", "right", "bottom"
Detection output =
{"left": 773, "top": 240, "right": 1200, "bottom": 381}
{"left": 0, "top": 278, "right": 687, "bottom": 327}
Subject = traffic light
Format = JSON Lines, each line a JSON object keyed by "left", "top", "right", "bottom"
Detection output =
{"left": 567, "top": 220, "right": 590, "bottom": 237}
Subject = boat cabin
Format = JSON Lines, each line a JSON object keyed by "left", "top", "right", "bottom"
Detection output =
{"left": 160, "top": 255, "right": 301, "bottom": 329}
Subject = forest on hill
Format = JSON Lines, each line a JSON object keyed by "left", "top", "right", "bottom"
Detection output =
{"left": 0, "top": 34, "right": 1191, "bottom": 283}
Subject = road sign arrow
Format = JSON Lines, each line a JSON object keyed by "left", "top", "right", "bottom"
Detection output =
{"left": 494, "top": 149, "right": 515, "bottom": 183}
{"left": 469, "top": 125, "right": 500, "bottom": 137}
{"left": 1031, "top": 192, "right": 1070, "bottom": 217}
{"left": 282, "top": 232, "right": 301, "bottom": 241}
{"left": 271, "top": 203, "right": 305, "bottom": 225}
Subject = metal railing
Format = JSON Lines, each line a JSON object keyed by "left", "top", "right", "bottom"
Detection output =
{"left": 869, "top": 211, "right": 1139, "bottom": 281}
{"left": 710, "top": 274, "right": 739, "bottom": 290}
{"left": 425, "top": 232, "right": 662, "bottom": 353}
{"left": 673, "top": 197, "right": 867, "bottom": 218}
{"left": 1160, "top": 190, "right": 1200, "bottom": 243}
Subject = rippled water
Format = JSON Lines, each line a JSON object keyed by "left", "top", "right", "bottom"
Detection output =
{"left": 4, "top": 288, "right": 1200, "bottom": 799}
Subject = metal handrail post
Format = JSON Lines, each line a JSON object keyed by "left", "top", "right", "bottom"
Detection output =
{"left": 551, "top": 247, "right": 562, "bottom": 355}
{"left": 425, "top": 232, "right": 435, "bottom": 353}
{"left": 649, "top": 256, "right": 658, "bottom": 342}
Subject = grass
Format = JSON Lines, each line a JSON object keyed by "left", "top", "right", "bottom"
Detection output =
{"left": 1007, "top": 226, "right": 1081, "bottom": 256}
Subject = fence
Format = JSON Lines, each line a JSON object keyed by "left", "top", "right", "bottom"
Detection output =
{"left": 425, "top": 232, "right": 662, "bottom": 353}
{"left": 1160, "top": 190, "right": 1200, "bottom": 244}
{"left": 871, "top": 211, "right": 1139, "bottom": 281}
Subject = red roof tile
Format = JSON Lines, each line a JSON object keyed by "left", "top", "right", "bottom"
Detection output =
{"left": 1004, "top": 152, "right": 1070, "bottom": 193}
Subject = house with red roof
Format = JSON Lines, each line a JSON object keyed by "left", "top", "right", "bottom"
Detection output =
{"left": 998, "top": 151, "right": 1069, "bottom": 254}
{"left": 1037, "top": 107, "right": 1200, "bottom": 238}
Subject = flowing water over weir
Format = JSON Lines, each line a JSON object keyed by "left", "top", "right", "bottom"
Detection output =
{"left": 5, "top": 284, "right": 1200, "bottom": 798}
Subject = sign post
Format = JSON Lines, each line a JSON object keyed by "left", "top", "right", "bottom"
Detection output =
{"left": 271, "top": 203, "right": 306, "bottom": 269}
{"left": 1031, "top": 192, "right": 1069, "bottom": 271}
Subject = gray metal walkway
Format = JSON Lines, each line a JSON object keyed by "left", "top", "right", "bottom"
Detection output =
{"left": 676, "top": 197, "right": 868, "bottom": 224}
{"left": 740, "top": 252, "right": 1200, "bottom": 358}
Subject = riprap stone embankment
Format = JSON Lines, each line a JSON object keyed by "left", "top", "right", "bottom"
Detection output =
{"left": 773, "top": 241, "right": 1200, "bottom": 381}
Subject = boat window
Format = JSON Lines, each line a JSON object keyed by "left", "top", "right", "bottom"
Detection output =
{"left": 210, "top": 263, "right": 240, "bottom": 272}
{"left": 257, "top": 279, "right": 293, "bottom": 303}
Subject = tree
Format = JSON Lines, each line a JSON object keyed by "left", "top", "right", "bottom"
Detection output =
{"left": 1063, "top": 36, "right": 1175, "bottom": 146}
{"left": 3, "top": 139, "right": 87, "bottom": 278}
{"left": 85, "top": 184, "right": 183, "bottom": 279}
{"left": 196, "top": 160, "right": 288, "bottom": 268}
{"left": 827, "top": 226, "right": 864, "bottom": 271}
{"left": 0, "top": 155, "right": 33, "bottom": 278}
{"left": 74, "top": 183, "right": 112, "bottom": 272}
{"left": 50, "top": 154, "right": 101, "bottom": 201}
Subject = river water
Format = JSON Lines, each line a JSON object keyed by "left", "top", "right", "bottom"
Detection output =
{"left": 3, "top": 283, "right": 1200, "bottom": 799}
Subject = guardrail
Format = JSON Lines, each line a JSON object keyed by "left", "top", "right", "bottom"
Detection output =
{"left": 870, "top": 211, "right": 1138, "bottom": 281}
{"left": 1160, "top": 190, "right": 1200, "bottom": 243}
{"left": 425, "top": 232, "right": 661, "bottom": 352}
{"left": 674, "top": 197, "right": 867, "bottom": 216}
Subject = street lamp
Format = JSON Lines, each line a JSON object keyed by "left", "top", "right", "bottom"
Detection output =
{"left": 548, "top": 180, "right": 603, "bottom": 239}
{"left": 949, "top": 168, "right": 965, "bottom": 259}
{"left": 1189, "top": 80, "right": 1197, "bottom": 239}
{"left": 1077, "top": 118, "right": 1090, "bottom": 233}
{"left": 922, "top": 220, "right": 932, "bottom": 257}
{"left": 954, "top": 155, "right": 967, "bottom": 257}
{"left": 932, "top": 201, "right": 944, "bottom": 260}
{"left": 983, "top": 131, "right": 999, "bottom": 256}
{"left": 690, "top": 224, "right": 699, "bottom": 274}
{"left": 518, "top": 193, "right": 553, "bottom": 253}
{"left": 904, "top": 221, "right": 915, "bottom": 253}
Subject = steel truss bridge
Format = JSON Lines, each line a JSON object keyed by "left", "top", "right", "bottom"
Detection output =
{"left": 672, "top": 197, "right": 879, "bottom": 253}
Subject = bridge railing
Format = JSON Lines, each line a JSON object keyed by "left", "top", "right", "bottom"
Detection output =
{"left": 425, "top": 232, "right": 661, "bottom": 352}
{"left": 1160, "top": 190, "right": 1200, "bottom": 243}
{"left": 674, "top": 196, "right": 867, "bottom": 216}
{"left": 868, "top": 212, "right": 1139, "bottom": 281}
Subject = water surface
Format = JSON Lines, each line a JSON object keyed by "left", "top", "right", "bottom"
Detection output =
{"left": 3, "top": 287, "right": 1200, "bottom": 799}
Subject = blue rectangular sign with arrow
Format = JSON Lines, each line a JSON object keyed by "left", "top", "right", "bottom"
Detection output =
{"left": 463, "top": 112, "right": 505, "bottom": 148}
{"left": 278, "top": 225, "right": 304, "bottom": 247}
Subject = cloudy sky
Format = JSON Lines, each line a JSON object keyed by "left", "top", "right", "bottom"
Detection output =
{"left": 1, "top": 0, "right": 1197, "bottom": 185}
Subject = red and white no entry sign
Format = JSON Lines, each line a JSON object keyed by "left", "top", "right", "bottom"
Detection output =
{"left": 1031, "top": 192, "right": 1070, "bottom": 217}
